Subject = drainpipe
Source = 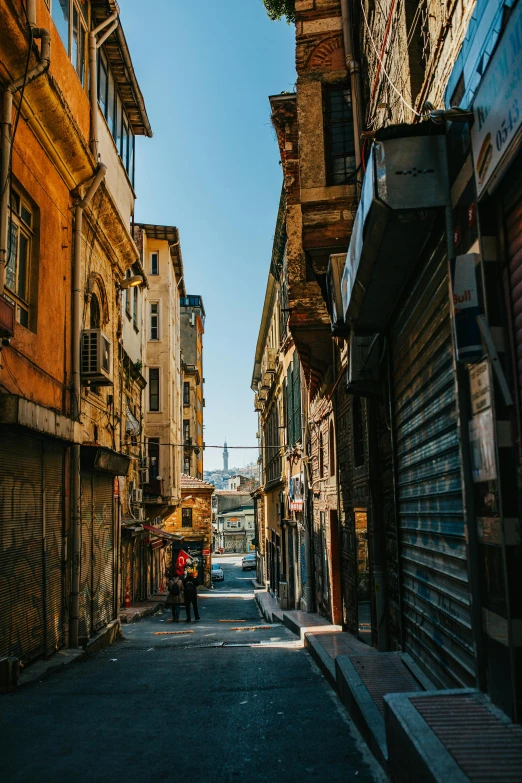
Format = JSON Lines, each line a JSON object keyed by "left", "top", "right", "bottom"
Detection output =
{"left": 340, "top": 0, "right": 363, "bottom": 177}
{"left": 88, "top": 11, "right": 119, "bottom": 159}
{"left": 0, "top": 11, "right": 50, "bottom": 295}
{"left": 69, "top": 164, "right": 106, "bottom": 648}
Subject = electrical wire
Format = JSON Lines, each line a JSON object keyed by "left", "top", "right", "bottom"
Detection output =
{"left": 360, "top": 0, "right": 422, "bottom": 118}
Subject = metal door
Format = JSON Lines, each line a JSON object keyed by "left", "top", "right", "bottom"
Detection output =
{"left": 79, "top": 471, "right": 93, "bottom": 640}
{"left": 0, "top": 431, "right": 44, "bottom": 662}
{"left": 43, "top": 442, "right": 65, "bottom": 656}
{"left": 92, "top": 473, "right": 114, "bottom": 630}
{"left": 391, "top": 247, "right": 475, "bottom": 688}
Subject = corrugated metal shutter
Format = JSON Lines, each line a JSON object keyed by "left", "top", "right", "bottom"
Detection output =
{"left": 92, "top": 474, "right": 114, "bottom": 630}
{"left": 506, "top": 197, "right": 522, "bottom": 404}
{"left": 391, "top": 247, "right": 475, "bottom": 689}
{"left": 0, "top": 432, "right": 44, "bottom": 662}
{"left": 43, "top": 443, "right": 65, "bottom": 656}
{"left": 79, "top": 471, "right": 93, "bottom": 640}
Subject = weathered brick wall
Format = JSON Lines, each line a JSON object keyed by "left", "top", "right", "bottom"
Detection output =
{"left": 357, "top": 0, "right": 477, "bottom": 127}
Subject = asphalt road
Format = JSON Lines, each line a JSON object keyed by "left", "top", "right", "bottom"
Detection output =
{"left": 1, "top": 555, "right": 386, "bottom": 782}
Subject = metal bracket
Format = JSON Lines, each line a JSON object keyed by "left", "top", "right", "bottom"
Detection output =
{"left": 477, "top": 315, "right": 513, "bottom": 407}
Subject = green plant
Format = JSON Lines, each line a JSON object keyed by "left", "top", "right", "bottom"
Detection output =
{"left": 262, "top": 0, "right": 296, "bottom": 23}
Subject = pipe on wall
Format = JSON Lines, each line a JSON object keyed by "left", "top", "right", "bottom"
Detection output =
{"left": 69, "top": 164, "right": 107, "bottom": 648}
{"left": 340, "top": 0, "right": 363, "bottom": 177}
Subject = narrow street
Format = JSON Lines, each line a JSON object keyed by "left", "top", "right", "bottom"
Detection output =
{"left": 0, "top": 557, "right": 384, "bottom": 783}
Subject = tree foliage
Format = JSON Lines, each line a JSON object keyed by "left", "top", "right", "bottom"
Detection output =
{"left": 262, "top": 0, "right": 296, "bottom": 23}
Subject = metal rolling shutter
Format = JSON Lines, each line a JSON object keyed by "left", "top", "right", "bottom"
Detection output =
{"left": 79, "top": 472, "right": 93, "bottom": 640}
{"left": 506, "top": 197, "right": 522, "bottom": 404}
{"left": 92, "top": 474, "right": 114, "bottom": 630}
{"left": 0, "top": 432, "right": 44, "bottom": 662}
{"left": 391, "top": 247, "right": 475, "bottom": 689}
{"left": 43, "top": 443, "right": 66, "bottom": 656}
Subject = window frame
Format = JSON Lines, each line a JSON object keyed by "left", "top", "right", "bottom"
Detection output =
{"left": 148, "top": 437, "right": 160, "bottom": 479}
{"left": 150, "top": 252, "right": 159, "bottom": 276}
{"left": 132, "top": 285, "right": 138, "bottom": 330}
{"left": 182, "top": 507, "right": 193, "bottom": 528}
{"left": 6, "top": 188, "right": 34, "bottom": 328}
{"left": 323, "top": 81, "right": 356, "bottom": 186}
{"left": 148, "top": 368, "right": 160, "bottom": 412}
{"left": 149, "top": 301, "right": 160, "bottom": 341}
{"left": 183, "top": 382, "right": 190, "bottom": 406}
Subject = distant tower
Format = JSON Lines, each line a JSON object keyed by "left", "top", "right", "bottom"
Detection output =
{"left": 223, "top": 440, "right": 229, "bottom": 472}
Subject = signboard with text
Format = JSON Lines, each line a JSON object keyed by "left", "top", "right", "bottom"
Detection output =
{"left": 472, "top": 2, "right": 522, "bottom": 197}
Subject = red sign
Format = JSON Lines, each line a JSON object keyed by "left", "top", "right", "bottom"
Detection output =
{"left": 202, "top": 549, "right": 210, "bottom": 556}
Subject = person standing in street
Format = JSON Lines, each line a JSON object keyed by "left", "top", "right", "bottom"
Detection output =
{"left": 183, "top": 570, "right": 200, "bottom": 622}
{"left": 166, "top": 574, "right": 184, "bottom": 622}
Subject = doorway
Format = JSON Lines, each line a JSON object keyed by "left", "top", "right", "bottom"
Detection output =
{"left": 355, "top": 508, "right": 372, "bottom": 645}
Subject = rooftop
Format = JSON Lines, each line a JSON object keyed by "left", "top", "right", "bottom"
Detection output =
{"left": 181, "top": 473, "right": 214, "bottom": 491}
{"left": 91, "top": 1, "right": 152, "bottom": 137}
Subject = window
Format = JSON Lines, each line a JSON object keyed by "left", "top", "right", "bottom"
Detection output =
{"left": 353, "top": 396, "right": 365, "bottom": 467}
{"left": 149, "top": 368, "right": 160, "bottom": 411}
{"left": 150, "top": 302, "right": 159, "bottom": 340}
{"left": 125, "top": 270, "right": 131, "bottom": 318}
{"left": 6, "top": 189, "right": 33, "bottom": 328}
{"left": 90, "top": 294, "right": 100, "bottom": 329}
{"left": 52, "top": 1, "right": 87, "bottom": 85}
{"left": 150, "top": 252, "right": 159, "bottom": 276}
{"left": 148, "top": 438, "right": 160, "bottom": 479}
{"left": 182, "top": 508, "right": 193, "bottom": 528}
{"left": 183, "top": 382, "right": 190, "bottom": 406}
{"left": 319, "top": 432, "right": 325, "bottom": 478}
{"left": 97, "top": 50, "right": 135, "bottom": 184}
{"left": 183, "top": 420, "right": 190, "bottom": 442}
{"left": 324, "top": 82, "right": 355, "bottom": 185}
{"left": 264, "top": 402, "right": 281, "bottom": 484}
{"left": 133, "top": 286, "right": 138, "bottom": 329}
{"left": 184, "top": 456, "right": 191, "bottom": 474}
{"left": 286, "top": 354, "right": 302, "bottom": 447}
{"left": 329, "top": 420, "right": 336, "bottom": 477}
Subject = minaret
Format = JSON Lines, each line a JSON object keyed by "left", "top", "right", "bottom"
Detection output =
{"left": 223, "top": 439, "right": 229, "bottom": 472}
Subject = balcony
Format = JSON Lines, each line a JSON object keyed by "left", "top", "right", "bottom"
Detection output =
{"left": 0, "top": 296, "right": 15, "bottom": 339}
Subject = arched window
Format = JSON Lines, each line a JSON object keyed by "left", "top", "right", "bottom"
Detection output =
{"left": 90, "top": 293, "right": 101, "bottom": 329}
{"left": 329, "top": 420, "right": 336, "bottom": 477}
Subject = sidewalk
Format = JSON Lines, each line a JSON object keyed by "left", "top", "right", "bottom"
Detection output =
{"left": 119, "top": 594, "right": 167, "bottom": 624}
{"left": 255, "top": 590, "right": 522, "bottom": 782}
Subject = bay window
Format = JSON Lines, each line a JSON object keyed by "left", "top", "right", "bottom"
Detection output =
{"left": 98, "top": 51, "right": 135, "bottom": 184}
{"left": 52, "top": 0, "right": 87, "bottom": 86}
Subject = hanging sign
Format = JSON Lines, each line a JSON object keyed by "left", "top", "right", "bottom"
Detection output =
{"left": 450, "top": 253, "right": 482, "bottom": 362}
{"left": 471, "top": 0, "right": 522, "bottom": 197}
{"left": 469, "top": 409, "right": 497, "bottom": 482}
{"left": 469, "top": 360, "right": 492, "bottom": 415}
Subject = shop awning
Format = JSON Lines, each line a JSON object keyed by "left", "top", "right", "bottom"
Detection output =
{"left": 142, "top": 524, "right": 183, "bottom": 541}
{"left": 341, "top": 127, "right": 449, "bottom": 333}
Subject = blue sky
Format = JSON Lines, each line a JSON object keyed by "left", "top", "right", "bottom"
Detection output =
{"left": 120, "top": 1, "right": 296, "bottom": 471}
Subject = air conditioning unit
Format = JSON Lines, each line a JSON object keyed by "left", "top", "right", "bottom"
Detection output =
{"left": 139, "top": 468, "right": 149, "bottom": 485}
{"left": 131, "top": 488, "right": 143, "bottom": 504}
{"left": 266, "top": 348, "right": 277, "bottom": 372}
{"left": 81, "top": 329, "right": 113, "bottom": 385}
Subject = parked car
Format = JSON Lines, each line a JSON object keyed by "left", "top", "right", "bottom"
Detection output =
{"left": 242, "top": 553, "right": 256, "bottom": 571}
{"left": 211, "top": 563, "right": 224, "bottom": 581}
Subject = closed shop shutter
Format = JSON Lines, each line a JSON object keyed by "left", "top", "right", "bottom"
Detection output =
{"left": 92, "top": 473, "right": 114, "bottom": 630}
{"left": 79, "top": 472, "right": 93, "bottom": 640}
{"left": 0, "top": 431, "right": 44, "bottom": 662}
{"left": 391, "top": 246, "right": 475, "bottom": 689}
{"left": 43, "top": 442, "right": 66, "bottom": 656}
{"left": 506, "top": 196, "right": 522, "bottom": 405}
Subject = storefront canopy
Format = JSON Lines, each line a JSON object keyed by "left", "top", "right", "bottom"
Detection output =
{"left": 142, "top": 524, "right": 183, "bottom": 541}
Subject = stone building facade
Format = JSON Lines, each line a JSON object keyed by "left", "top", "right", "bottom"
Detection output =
{"left": 180, "top": 295, "right": 205, "bottom": 479}
{"left": 0, "top": 0, "right": 152, "bottom": 661}
{"left": 165, "top": 474, "right": 214, "bottom": 588}
{"left": 257, "top": 0, "right": 522, "bottom": 722}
